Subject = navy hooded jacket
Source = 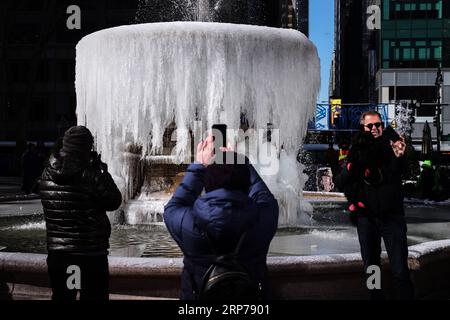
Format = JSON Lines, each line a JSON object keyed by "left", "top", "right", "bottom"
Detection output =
{"left": 164, "top": 163, "right": 279, "bottom": 300}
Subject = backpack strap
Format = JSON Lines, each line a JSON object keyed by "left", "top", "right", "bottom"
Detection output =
{"left": 232, "top": 231, "right": 247, "bottom": 256}
{"left": 205, "top": 231, "right": 247, "bottom": 256}
{"left": 186, "top": 268, "right": 199, "bottom": 296}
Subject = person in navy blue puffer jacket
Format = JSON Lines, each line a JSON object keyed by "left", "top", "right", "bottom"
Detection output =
{"left": 164, "top": 135, "right": 279, "bottom": 300}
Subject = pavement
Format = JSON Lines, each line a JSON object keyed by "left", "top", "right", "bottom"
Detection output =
{"left": 1, "top": 177, "right": 450, "bottom": 300}
{"left": 0, "top": 177, "right": 23, "bottom": 195}
{"left": 0, "top": 177, "right": 42, "bottom": 217}
{"left": 0, "top": 199, "right": 43, "bottom": 217}
{"left": 0, "top": 176, "right": 40, "bottom": 203}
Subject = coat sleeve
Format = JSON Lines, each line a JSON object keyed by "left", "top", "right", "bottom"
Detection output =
{"left": 94, "top": 171, "right": 123, "bottom": 211}
{"left": 248, "top": 165, "right": 278, "bottom": 215}
{"left": 335, "top": 162, "right": 351, "bottom": 191}
{"left": 247, "top": 165, "right": 279, "bottom": 240}
{"left": 248, "top": 165, "right": 276, "bottom": 205}
{"left": 163, "top": 163, "right": 206, "bottom": 243}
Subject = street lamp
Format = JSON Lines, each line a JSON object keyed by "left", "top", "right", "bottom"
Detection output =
{"left": 435, "top": 67, "right": 444, "bottom": 155}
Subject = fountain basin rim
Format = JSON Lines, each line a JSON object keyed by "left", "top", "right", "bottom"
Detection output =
{"left": 2, "top": 240, "right": 450, "bottom": 299}
{"left": 78, "top": 21, "right": 310, "bottom": 45}
{"left": 2, "top": 240, "right": 449, "bottom": 276}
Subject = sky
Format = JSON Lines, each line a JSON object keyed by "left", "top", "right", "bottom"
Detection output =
{"left": 309, "top": 0, "right": 334, "bottom": 103}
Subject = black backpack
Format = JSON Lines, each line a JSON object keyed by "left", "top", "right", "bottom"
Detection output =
{"left": 199, "top": 232, "right": 262, "bottom": 301}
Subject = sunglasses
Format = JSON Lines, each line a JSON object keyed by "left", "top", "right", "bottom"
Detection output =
{"left": 364, "top": 122, "right": 382, "bottom": 130}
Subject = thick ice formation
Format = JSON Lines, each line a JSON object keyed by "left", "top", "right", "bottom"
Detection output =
{"left": 75, "top": 22, "right": 320, "bottom": 227}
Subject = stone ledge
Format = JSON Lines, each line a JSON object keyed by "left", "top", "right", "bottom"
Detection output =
{"left": 1, "top": 240, "right": 450, "bottom": 300}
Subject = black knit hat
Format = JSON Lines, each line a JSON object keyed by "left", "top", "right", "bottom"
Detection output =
{"left": 204, "top": 152, "right": 251, "bottom": 194}
{"left": 61, "top": 125, "right": 94, "bottom": 156}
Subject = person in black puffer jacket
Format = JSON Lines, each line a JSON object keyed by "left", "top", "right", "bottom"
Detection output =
{"left": 39, "top": 126, "right": 122, "bottom": 301}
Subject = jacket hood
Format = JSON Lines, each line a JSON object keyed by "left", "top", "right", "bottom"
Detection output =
{"left": 193, "top": 188, "right": 258, "bottom": 247}
{"left": 45, "top": 153, "right": 89, "bottom": 184}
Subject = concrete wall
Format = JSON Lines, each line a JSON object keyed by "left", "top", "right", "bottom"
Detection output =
{"left": 1, "top": 240, "right": 450, "bottom": 300}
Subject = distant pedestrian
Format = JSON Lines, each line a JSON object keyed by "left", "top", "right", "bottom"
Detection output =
{"left": 416, "top": 160, "right": 435, "bottom": 200}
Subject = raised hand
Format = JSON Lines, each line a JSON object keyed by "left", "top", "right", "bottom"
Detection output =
{"left": 196, "top": 134, "right": 215, "bottom": 167}
{"left": 391, "top": 137, "right": 406, "bottom": 158}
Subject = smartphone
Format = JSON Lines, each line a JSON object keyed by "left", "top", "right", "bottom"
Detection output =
{"left": 212, "top": 124, "right": 227, "bottom": 163}
{"left": 383, "top": 125, "right": 401, "bottom": 143}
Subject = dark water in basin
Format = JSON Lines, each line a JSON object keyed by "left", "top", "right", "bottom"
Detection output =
{"left": 1, "top": 203, "right": 449, "bottom": 257}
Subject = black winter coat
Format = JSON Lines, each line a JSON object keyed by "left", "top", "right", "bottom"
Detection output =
{"left": 39, "top": 153, "right": 122, "bottom": 253}
{"left": 336, "top": 134, "right": 407, "bottom": 217}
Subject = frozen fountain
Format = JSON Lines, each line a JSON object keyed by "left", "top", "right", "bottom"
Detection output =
{"left": 75, "top": 21, "right": 321, "bottom": 227}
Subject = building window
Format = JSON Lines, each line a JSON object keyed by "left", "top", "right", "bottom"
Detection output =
{"left": 382, "top": 38, "right": 443, "bottom": 68}
{"left": 387, "top": 0, "right": 442, "bottom": 19}
{"left": 418, "top": 47, "right": 427, "bottom": 59}
{"left": 416, "top": 105, "right": 436, "bottom": 117}
{"left": 396, "top": 86, "right": 437, "bottom": 104}
{"left": 444, "top": 0, "right": 450, "bottom": 18}
{"left": 444, "top": 39, "right": 450, "bottom": 66}
{"left": 403, "top": 48, "right": 412, "bottom": 59}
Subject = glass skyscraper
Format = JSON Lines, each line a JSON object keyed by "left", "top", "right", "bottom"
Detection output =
{"left": 378, "top": 0, "right": 450, "bottom": 143}
{"left": 381, "top": 0, "right": 450, "bottom": 69}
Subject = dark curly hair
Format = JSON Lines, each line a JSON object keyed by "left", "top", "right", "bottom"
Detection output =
{"left": 204, "top": 152, "right": 251, "bottom": 194}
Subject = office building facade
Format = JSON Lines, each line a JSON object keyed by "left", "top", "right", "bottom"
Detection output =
{"left": 378, "top": 0, "right": 450, "bottom": 142}
{"left": 333, "top": 0, "right": 450, "bottom": 145}
{"left": 280, "top": 0, "right": 309, "bottom": 36}
{"left": 332, "top": 0, "right": 379, "bottom": 104}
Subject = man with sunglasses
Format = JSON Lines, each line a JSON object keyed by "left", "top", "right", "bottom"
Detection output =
{"left": 337, "top": 110, "right": 414, "bottom": 300}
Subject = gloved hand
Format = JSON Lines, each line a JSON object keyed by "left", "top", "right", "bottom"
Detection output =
{"left": 347, "top": 202, "right": 365, "bottom": 226}
{"left": 91, "top": 151, "right": 108, "bottom": 173}
{"left": 348, "top": 202, "right": 365, "bottom": 212}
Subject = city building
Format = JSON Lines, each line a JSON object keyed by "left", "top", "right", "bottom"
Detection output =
{"left": 296, "top": 0, "right": 309, "bottom": 37}
{"left": 0, "top": 0, "right": 140, "bottom": 174}
{"left": 332, "top": 0, "right": 450, "bottom": 150}
{"left": 331, "top": 0, "right": 379, "bottom": 104}
{"left": 378, "top": 0, "right": 450, "bottom": 143}
{"left": 280, "top": 0, "right": 309, "bottom": 36}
